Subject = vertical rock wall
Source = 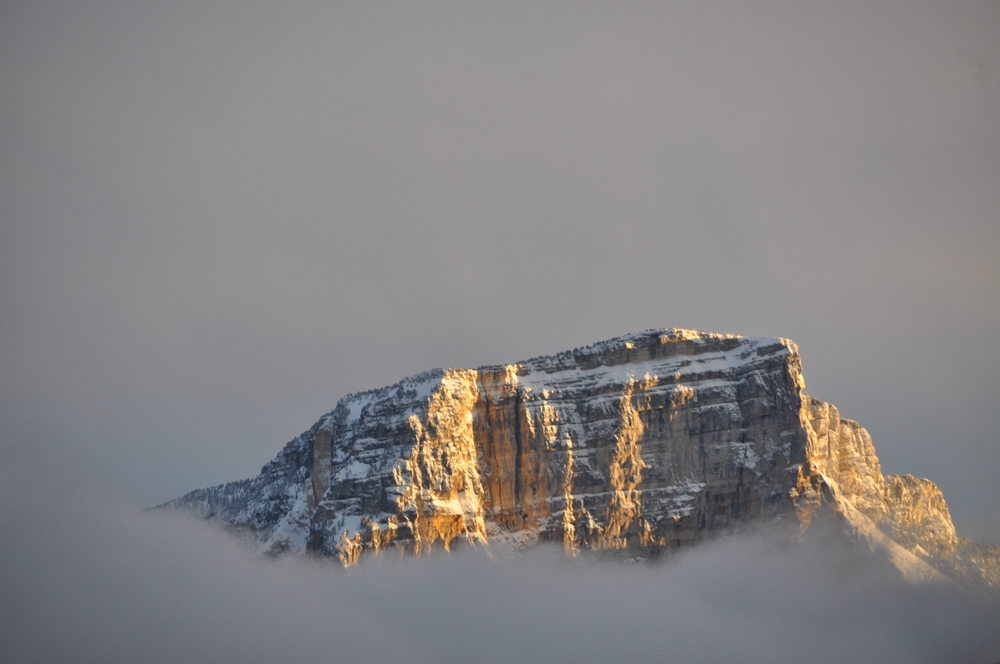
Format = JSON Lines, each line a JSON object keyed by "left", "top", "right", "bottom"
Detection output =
{"left": 162, "top": 328, "right": 997, "bottom": 589}
{"left": 308, "top": 330, "right": 818, "bottom": 560}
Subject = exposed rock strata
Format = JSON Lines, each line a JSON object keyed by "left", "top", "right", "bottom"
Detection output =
{"left": 163, "top": 328, "right": 999, "bottom": 589}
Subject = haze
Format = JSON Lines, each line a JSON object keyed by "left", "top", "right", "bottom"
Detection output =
{"left": 3, "top": 441, "right": 1000, "bottom": 664}
{"left": 1, "top": 1, "right": 999, "bottom": 660}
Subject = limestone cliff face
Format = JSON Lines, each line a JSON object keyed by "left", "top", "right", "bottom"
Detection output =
{"left": 163, "top": 328, "right": 998, "bottom": 589}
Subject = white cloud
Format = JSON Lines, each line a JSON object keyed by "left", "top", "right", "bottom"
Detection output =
{"left": 2, "top": 439, "right": 998, "bottom": 664}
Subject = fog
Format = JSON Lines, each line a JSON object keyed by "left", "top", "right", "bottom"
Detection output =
{"left": 2, "top": 438, "right": 998, "bottom": 664}
{"left": 1, "top": 1, "right": 999, "bottom": 659}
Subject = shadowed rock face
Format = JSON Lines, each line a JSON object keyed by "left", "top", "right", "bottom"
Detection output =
{"left": 162, "top": 328, "right": 999, "bottom": 588}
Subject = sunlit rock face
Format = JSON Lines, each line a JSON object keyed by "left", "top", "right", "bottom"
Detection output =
{"left": 163, "top": 328, "right": 999, "bottom": 588}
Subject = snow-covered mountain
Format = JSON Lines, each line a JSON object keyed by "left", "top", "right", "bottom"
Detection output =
{"left": 161, "top": 328, "right": 999, "bottom": 589}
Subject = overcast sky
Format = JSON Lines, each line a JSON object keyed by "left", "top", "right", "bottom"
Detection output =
{"left": 1, "top": 0, "right": 998, "bottom": 552}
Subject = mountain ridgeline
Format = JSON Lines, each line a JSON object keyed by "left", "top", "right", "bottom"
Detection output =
{"left": 162, "top": 329, "right": 999, "bottom": 589}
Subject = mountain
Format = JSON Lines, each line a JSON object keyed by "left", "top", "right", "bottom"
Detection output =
{"left": 161, "top": 328, "right": 999, "bottom": 588}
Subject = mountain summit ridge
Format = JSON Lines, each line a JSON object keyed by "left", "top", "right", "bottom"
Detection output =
{"left": 162, "top": 328, "right": 999, "bottom": 589}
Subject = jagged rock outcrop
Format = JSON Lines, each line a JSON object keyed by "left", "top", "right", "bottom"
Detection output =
{"left": 162, "top": 328, "right": 999, "bottom": 588}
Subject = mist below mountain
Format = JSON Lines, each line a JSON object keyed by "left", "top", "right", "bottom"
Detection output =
{"left": 3, "top": 427, "right": 998, "bottom": 664}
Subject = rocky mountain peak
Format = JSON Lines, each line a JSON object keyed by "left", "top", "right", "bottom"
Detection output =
{"left": 161, "top": 328, "right": 999, "bottom": 589}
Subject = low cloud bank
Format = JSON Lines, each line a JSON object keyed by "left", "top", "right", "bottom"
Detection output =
{"left": 2, "top": 441, "right": 998, "bottom": 664}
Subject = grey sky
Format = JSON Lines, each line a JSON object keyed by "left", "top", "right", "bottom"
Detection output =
{"left": 1, "top": 0, "right": 998, "bottom": 552}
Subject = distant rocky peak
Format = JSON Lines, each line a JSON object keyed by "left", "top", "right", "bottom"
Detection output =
{"left": 161, "top": 328, "right": 999, "bottom": 590}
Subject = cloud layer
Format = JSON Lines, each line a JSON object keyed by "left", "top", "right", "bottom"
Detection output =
{"left": 2, "top": 439, "right": 998, "bottom": 664}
